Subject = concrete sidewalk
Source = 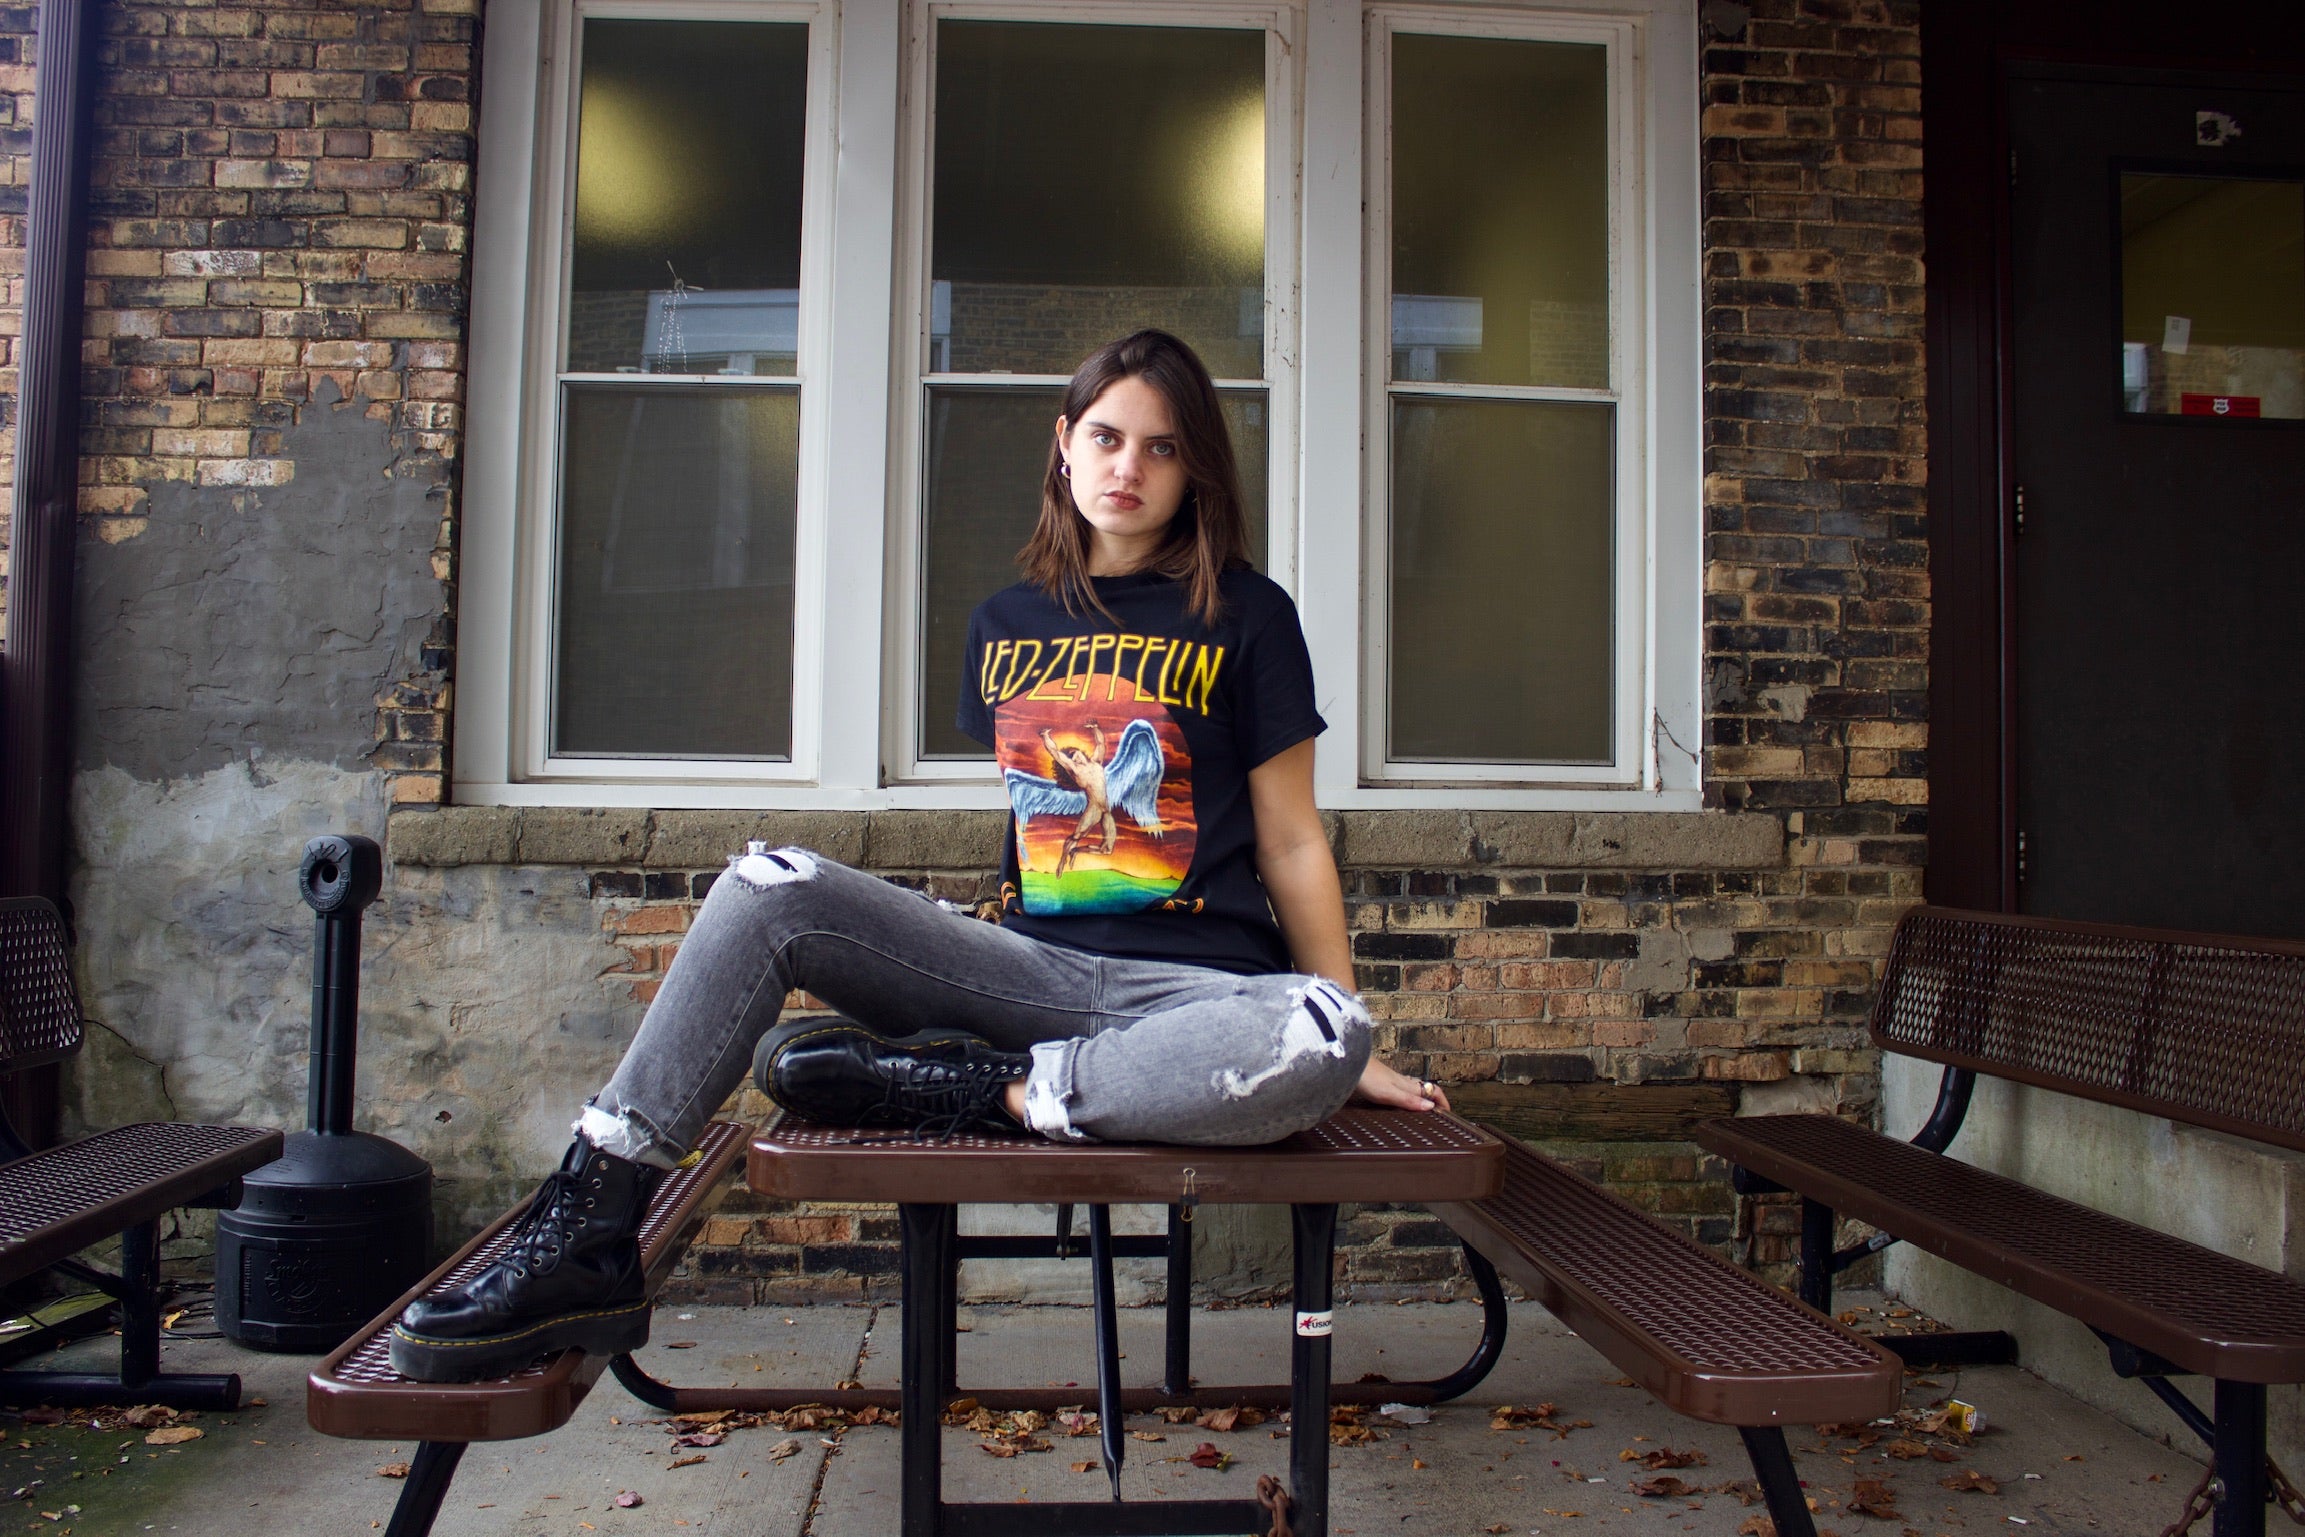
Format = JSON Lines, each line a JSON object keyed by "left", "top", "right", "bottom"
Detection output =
{"left": 6, "top": 1294, "right": 2206, "bottom": 1536}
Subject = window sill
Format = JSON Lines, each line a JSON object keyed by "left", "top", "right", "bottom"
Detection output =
{"left": 387, "top": 806, "right": 1782, "bottom": 871}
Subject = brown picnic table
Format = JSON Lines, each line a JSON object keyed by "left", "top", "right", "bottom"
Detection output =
{"left": 748, "top": 1106, "right": 1508, "bottom": 1537}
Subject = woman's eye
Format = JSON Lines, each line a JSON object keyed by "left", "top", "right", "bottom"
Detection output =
{"left": 1093, "top": 431, "right": 1118, "bottom": 447}
{"left": 1150, "top": 443, "right": 1175, "bottom": 456}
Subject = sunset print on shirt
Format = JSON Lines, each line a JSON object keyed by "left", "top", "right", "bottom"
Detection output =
{"left": 995, "top": 680, "right": 1196, "bottom": 916}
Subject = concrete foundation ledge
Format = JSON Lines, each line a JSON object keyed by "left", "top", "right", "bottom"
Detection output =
{"left": 389, "top": 806, "right": 1782, "bottom": 872}
{"left": 1347, "top": 810, "right": 1784, "bottom": 870}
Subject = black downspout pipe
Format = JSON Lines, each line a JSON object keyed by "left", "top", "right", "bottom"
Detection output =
{"left": 0, "top": 0, "right": 99, "bottom": 1150}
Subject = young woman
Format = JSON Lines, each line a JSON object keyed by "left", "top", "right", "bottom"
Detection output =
{"left": 390, "top": 329, "right": 1450, "bottom": 1383}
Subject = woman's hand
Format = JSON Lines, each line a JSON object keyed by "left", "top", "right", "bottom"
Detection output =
{"left": 1353, "top": 1057, "right": 1451, "bottom": 1113}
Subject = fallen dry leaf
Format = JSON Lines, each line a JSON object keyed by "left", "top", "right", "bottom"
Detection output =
{"left": 122, "top": 1406, "right": 178, "bottom": 1429}
{"left": 1188, "top": 1442, "right": 1230, "bottom": 1470}
{"left": 1491, "top": 1402, "right": 1591, "bottom": 1438}
{"left": 1200, "top": 1406, "right": 1242, "bottom": 1433}
{"left": 1486, "top": 1526, "right": 1512, "bottom": 1534}
{"left": 1131, "top": 1431, "right": 1166, "bottom": 1443}
{"left": 1155, "top": 1405, "right": 1200, "bottom": 1424}
{"left": 146, "top": 1426, "right": 203, "bottom": 1446}
{"left": 1942, "top": 1470, "right": 1998, "bottom": 1494}
{"left": 1059, "top": 1411, "right": 1098, "bottom": 1438}
{"left": 375, "top": 1462, "right": 410, "bottom": 1478}
{"left": 1848, "top": 1478, "right": 1901, "bottom": 1519}
{"left": 664, "top": 1341, "right": 698, "bottom": 1350}
{"left": 1634, "top": 1477, "right": 1700, "bottom": 1498}
{"left": 668, "top": 1454, "right": 708, "bottom": 1469}
{"left": 1737, "top": 1517, "right": 1777, "bottom": 1537}
{"left": 673, "top": 1430, "right": 725, "bottom": 1448}
{"left": 1412, "top": 1458, "right": 1429, "bottom": 1469}
{"left": 1627, "top": 1446, "right": 1708, "bottom": 1470}
{"left": 768, "top": 1438, "right": 801, "bottom": 1462}
{"left": 1884, "top": 1439, "right": 1931, "bottom": 1460}
{"left": 613, "top": 1492, "right": 643, "bottom": 1508}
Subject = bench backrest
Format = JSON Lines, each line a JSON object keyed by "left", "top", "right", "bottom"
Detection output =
{"left": 0, "top": 898, "right": 83, "bottom": 1076}
{"left": 1872, "top": 906, "right": 2305, "bottom": 1155}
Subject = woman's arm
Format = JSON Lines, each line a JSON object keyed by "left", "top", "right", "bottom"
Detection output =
{"left": 1247, "top": 739, "right": 1450, "bottom": 1113}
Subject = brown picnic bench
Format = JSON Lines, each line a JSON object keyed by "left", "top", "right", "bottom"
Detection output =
{"left": 0, "top": 896, "right": 283, "bottom": 1411}
{"left": 1699, "top": 905, "right": 2305, "bottom": 1537}
{"left": 311, "top": 1101, "right": 1900, "bottom": 1537}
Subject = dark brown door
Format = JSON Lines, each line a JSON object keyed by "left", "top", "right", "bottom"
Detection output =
{"left": 2009, "top": 72, "right": 2305, "bottom": 938}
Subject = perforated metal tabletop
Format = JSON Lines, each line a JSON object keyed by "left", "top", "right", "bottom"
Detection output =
{"left": 748, "top": 1105, "right": 1505, "bottom": 1205}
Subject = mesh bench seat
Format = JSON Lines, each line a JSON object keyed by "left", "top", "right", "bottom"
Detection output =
{"left": 1431, "top": 1135, "right": 1901, "bottom": 1425}
{"left": 0, "top": 896, "right": 284, "bottom": 1411}
{"left": 1, "top": 1123, "right": 282, "bottom": 1285}
{"left": 1428, "top": 1134, "right": 1900, "bottom": 1537}
{"left": 305, "top": 1118, "right": 747, "bottom": 1532}
{"left": 1696, "top": 905, "right": 2305, "bottom": 1537}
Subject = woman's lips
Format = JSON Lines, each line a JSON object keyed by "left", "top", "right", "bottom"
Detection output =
{"left": 1104, "top": 492, "right": 1142, "bottom": 510}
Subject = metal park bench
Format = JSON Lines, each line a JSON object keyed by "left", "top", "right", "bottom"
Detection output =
{"left": 304, "top": 1117, "right": 748, "bottom": 1535}
{"left": 1700, "top": 905, "right": 2305, "bottom": 1537}
{"left": 0, "top": 896, "right": 284, "bottom": 1410}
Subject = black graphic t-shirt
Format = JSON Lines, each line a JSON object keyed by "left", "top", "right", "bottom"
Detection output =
{"left": 955, "top": 567, "right": 1326, "bottom": 976}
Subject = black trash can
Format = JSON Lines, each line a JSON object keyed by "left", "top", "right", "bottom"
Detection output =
{"left": 216, "top": 835, "right": 433, "bottom": 1353}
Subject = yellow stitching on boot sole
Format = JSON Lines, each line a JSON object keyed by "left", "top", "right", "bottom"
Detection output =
{"left": 390, "top": 1301, "right": 650, "bottom": 1350}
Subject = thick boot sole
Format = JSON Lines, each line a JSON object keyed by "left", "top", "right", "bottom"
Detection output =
{"left": 386, "top": 1298, "right": 652, "bottom": 1384}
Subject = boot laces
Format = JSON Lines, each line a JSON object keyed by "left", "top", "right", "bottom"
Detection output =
{"left": 503, "top": 1167, "right": 586, "bottom": 1278}
{"left": 884, "top": 1054, "right": 1018, "bottom": 1143}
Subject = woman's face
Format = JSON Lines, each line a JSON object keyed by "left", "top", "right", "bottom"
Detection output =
{"left": 1058, "top": 374, "right": 1190, "bottom": 574}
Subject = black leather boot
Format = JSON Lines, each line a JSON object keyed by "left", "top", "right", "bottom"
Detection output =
{"left": 756, "top": 1020, "right": 1030, "bottom": 1139}
{"left": 389, "top": 1139, "right": 661, "bottom": 1383}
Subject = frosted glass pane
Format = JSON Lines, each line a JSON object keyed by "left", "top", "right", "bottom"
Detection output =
{"left": 1391, "top": 33, "right": 1608, "bottom": 389}
{"left": 932, "top": 21, "right": 1264, "bottom": 378}
{"left": 568, "top": 20, "right": 808, "bottom": 376}
{"left": 556, "top": 385, "right": 797, "bottom": 758}
{"left": 2120, "top": 174, "right": 2305, "bottom": 419}
{"left": 919, "top": 387, "right": 1268, "bottom": 759}
{"left": 1390, "top": 399, "right": 1612, "bottom": 762}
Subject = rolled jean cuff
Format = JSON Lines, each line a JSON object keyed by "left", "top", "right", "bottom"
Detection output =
{"left": 576, "top": 1101, "right": 685, "bottom": 1170}
{"left": 1021, "top": 1039, "right": 1091, "bottom": 1143}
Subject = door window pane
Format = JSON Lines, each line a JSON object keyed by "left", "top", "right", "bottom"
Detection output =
{"left": 1391, "top": 33, "right": 1608, "bottom": 389}
{"left": 932, "top": 21, "right": 1264, "bottom": 378}
{"left": 2120, "top": 173, "right": 2305, "bottom": 419}
{"left": 555, "top": 385, "right": 799, "bottom": 758}
{"left": 1390, "top": 399, "right": 1613, "bottom": 762}
{"left": 568, "top": 20, "right": 809, "bottom": 375}
{"left": 918, "top": 387, "right": 1268, "bottom": 758}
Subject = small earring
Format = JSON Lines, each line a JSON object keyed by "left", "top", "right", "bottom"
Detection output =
{"left": 1059, "top": 462, "right": 1071, "bottom": 478}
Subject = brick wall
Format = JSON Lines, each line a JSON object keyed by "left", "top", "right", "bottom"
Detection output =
{"left": 0, "top": 0, "right": 478, "bottom": 801}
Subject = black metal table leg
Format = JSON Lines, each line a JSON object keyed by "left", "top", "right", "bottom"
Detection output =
{"left": 1289, "top": 1203, "right": 1338, "bottom": 1537}
{"left": 900, "top": 1203, "right": 954, "bottom": 1537}
{"left": 383, "top": 1441, "right": 466, "bottom": 1537}
{"left": 940, "top": 1203, "right": 962, "bottom": 1399}
{"left": 1163, "top": 1202, "right": 1192, "bottom": 1396}
{"left": 1738, "top": 1427, "right": 1818, "bottom": 1537}
{"left": 1089, "top": 1205, "right": 1125, "bottom": 1500}
{"left": 2214, "top": 1380, "right": 2268, "bottom": 1537}
{"left": 1798, "top": 1199, "right": 1834, "bottom": 1312}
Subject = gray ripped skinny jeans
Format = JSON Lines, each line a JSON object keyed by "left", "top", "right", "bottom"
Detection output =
{"left": 580, "top": 847, "right": 1372, "bottom": 1165}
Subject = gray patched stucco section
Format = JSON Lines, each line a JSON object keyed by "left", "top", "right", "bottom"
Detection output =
{"left": 72, "top": 761, "right": 647, "bottom": 1240}
{"left": 74, "top": 385, "right": 442, "bottom": 780}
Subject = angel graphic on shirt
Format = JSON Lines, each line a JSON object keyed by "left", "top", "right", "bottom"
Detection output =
{"left": 1006, "top": 718, "right": 1166, "bottom": 875}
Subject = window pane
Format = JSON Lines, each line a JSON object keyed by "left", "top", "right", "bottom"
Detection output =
{"left": 2120, "top": 173, "right": 2305, "bottom": 419}
{"left": 1390, "top": 399, "right": 1612, "bottom": 762}
{"left": 1391, "top": 34, "right": 1608, "bottom": 389}
{"left": 918, "top": 387, "right": 1269, "bottom": 759}
{"left": 933, "top": 21, "right": 1264, "bottom": 378}
{"left": 555, "top": 385, "right": 798, "bottom": 758}
{"left": 568, "top": 20, "right": 808, "bottom": 376}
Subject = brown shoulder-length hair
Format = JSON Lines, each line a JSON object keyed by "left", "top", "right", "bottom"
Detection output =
{"left": 1018, "top": 329, "right": 1251, "bottom": 626}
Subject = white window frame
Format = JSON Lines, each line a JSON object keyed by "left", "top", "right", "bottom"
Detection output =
{"left": 884, "top": 0, "right": 1304, "bottom": 785}
{"left": 456, "top": 0, "right": 1701, "bottom": 810}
